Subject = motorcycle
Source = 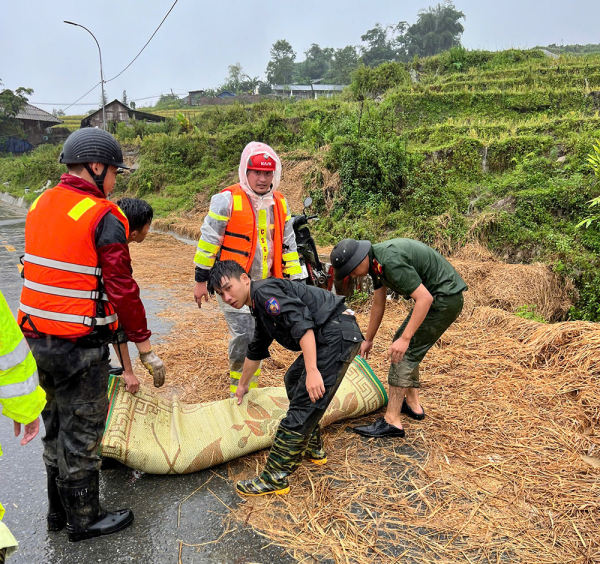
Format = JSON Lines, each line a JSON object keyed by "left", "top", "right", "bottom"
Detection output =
{"left": 292, "top": 197, "right": 334, "bottom": 290}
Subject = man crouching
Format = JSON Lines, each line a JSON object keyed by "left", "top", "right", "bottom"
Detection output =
{"left": 208, "top": 260, "right": 363, "bottom": 496}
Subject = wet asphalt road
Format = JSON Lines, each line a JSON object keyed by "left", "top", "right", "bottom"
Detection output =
{"left": 0, "top": 201, "right": 295, "bottom": 564}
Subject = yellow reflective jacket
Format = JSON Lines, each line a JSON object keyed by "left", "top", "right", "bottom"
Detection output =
{"left": 0, "top": 287, "right": 46, "bottom": 542}
{"left": 0, "top": 289, "right": 45, "bottom": 437}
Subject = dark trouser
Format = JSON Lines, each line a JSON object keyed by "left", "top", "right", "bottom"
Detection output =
{"left": 388, "top": 292, "right": 464, "bottom": 388}
{"left": 281, "top": 313, "right": 363, "bottom": 435}
{"left": 27, "top": 337, "right": 110, "bottom": 481}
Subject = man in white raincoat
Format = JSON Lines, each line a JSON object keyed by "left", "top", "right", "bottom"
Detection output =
{"left": 193, "top": 142, "right": 303, "bottom": 396}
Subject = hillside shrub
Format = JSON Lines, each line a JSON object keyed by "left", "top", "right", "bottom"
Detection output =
{"left": 349, "top": 63, "right": 411, "bottom": 99}
{"left": 328, "top": 137, "right": 409, "bottom": 210}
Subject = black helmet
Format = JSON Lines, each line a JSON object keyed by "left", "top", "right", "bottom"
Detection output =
{"left": 60, "top": 128, "right": 129, "bottom": 169}
{"left": 330, "top": 239, "right": 371, "bottom": 280}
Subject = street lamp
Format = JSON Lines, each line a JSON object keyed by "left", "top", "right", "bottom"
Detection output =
{"left": 64, "top": 20, "right": 106, "bottom": 130}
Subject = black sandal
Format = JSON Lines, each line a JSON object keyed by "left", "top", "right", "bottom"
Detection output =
{"left": 401, "top": 398, "right": 425, "bottom": 420}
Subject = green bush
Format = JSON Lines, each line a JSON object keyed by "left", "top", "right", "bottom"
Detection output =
{"left": 349, "top": 63, "right": 411, "bottom": 99}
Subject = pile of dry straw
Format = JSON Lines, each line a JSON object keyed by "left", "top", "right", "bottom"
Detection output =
{"left": 131, "top": 235, "right": 599, "bottom": 563}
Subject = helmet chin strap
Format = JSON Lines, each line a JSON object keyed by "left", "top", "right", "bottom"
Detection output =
{"left": 84, "top": 163, "right": 109, "bottom": 194}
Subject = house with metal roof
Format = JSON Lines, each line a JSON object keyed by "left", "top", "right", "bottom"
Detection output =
{"left": 80, "top": 99, "right": 166, "bottom": 130}
{"left": 8, "top": 103, "right": 65, "bottom": 151}
{"left": 272, "top": 84, "right": 345, "bottom": 99}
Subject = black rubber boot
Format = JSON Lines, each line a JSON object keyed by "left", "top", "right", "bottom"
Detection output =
{"left": 57, "top": 472, "right": 133, "bottom": 542}
{"left": 46, "top": 465, "right": 67, "bottom": 531}
{"left": 304, "top": 426, "right": 327, "bottom": 465}
{"left": 236, "top": 427, "right": 310, "bottom": 496}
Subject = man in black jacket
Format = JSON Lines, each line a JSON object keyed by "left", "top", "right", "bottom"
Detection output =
{"left": 208, "top": 260, "right": 363, "bottom": 496}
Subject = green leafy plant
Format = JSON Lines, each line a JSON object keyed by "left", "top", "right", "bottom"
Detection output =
{"left": 576, "top": 141, "right": 600, "bottom": 229}
{"left": 346, "top": 290, "right": 371, "bottom": 308}
{"left": 514, "top": 305, "right": 547, "bottom": 323}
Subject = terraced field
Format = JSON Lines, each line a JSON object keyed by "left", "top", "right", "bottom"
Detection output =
{"left": 5, "top": 49, "right": 600, "bottom": 319}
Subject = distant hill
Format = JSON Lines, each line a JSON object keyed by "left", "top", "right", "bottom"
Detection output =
{"left": 539, "top": 43, "right": 600, "bottom": 55}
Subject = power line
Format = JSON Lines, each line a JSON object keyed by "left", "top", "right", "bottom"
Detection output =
{"left": 61, "top": 81, "right": 102, "bottom": 112}
{"left": 106, "top": 0, "right": 179, "bottom": 83}
{"left": 32, "top": 91, "right": 189, "bottom": 107}
{"left": 59, "top": 0, "right": 179, "bottom": 110}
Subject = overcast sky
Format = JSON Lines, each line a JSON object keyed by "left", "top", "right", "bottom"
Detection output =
{"left": 1, "top": 0, "right": 598, "bottom": 115}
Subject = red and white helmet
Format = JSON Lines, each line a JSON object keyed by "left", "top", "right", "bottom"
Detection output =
{"left": 247, "top": 152, "right": 276, "bottom": 171}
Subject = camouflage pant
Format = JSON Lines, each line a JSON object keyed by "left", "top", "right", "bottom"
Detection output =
{"left": 28, "top": 337, "right": 110, "bottom": 481}
{"left": 389, "top": 292, "right": 464, "bottom": 388}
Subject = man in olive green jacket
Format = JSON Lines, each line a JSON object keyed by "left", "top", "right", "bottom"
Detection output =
{"left": 330, "top": 238, "right": 466, "bottom": 438}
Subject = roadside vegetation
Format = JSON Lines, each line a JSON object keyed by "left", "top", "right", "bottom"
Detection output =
{"left": 1, "top": 48, "right": 600, "bottom": 320}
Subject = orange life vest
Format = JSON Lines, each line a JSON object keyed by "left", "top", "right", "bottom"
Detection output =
{"left": 18, "top": 184, "right": 129, "bottom": 339}
{"left": 219, "top": 184, "right": 287, "bottom": 279}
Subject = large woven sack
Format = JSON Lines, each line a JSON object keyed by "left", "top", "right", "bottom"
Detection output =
{"left": 101, "top": 356, "right": 387, "bottom": 474}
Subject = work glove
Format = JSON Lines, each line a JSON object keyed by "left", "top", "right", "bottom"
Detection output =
{"left": 139, "top": 350, "right": 166, "bottom": 388}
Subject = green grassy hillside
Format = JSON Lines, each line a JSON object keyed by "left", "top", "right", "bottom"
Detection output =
{"left": 2, "top": 48, "right": 600, "bottom": 319}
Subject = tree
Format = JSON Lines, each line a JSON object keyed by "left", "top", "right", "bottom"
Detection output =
{"left": 99, "top": 89, "right": 108, "bottom": 108}
{"left": 224, "top": 63, "right": 246, "bottom": 92}
{"left": 360, "top": 24, "right": 398, "bottom": 67}
{"left": 294, "top": 44, "right": 334, "bottom": 82}
{"left": 130, "top": 101, "right": 136, "bottom": 110}
{"left": 327, "top": 46, "right": 359, "bottom": 84}
{"left": 0, "top": 79, "right": 33, "bottom": 142}
{"left": 266, "top": 40, "right": 296, "bottom": 85}
{"left": 122, "top": 90, "right": 129, "bottom": 106}
{"left": 155, "top": 92, "right": 184, "bottom": 109}
{"left": 52, "top": 108, "right": 66, "bottom": 117}
{"left": 403, "top": 1, "right": 465, "bottom": 58}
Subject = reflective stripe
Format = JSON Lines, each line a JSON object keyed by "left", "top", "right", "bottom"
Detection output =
{"left": 19, "top": 303, "right": 117, "bottom": 327}
{"left": 24, "top": 279, "right": 107, "bottom": 301}
{"left": 282, "top": 252, "right": 299, "bottom": 262}
{"left": 284, "top": 265, "right": 303, "bottom": 275}
{"left": 0, "top": 338, "right": 29, "bottom": 371}
{"left": 208, "top": 210, "right": 229, "bottom": 222}
{"left": 230, "top": 368, "right": 261, "bottom": 380}
{"left": 0, "top": 370, "right": 39, "bottom": 399}
{"left": 29, "top": 195, "right": 43, "bottom": 212}
{"left": 115, "top": 206, "right": 127, "bottom": 219}
{"left": 281, "top": 199, "right": 288, "bottom": 215}
{"left": 24, "top": 253, "right": 101, "bottom": 276}
{"left": 196, "top": 239, "right": 220, "bottom": 254}
{"left": 258, "top": 209, "right": 269, "bottom": 279}
{"left": 194, "top": 251, "right": 215, "bottom": 267}
{"left": 233, "top": 195, "right": 243, "bottom": 211}
{"left": 67, "top": 198, "right": 96, "bottom": 221}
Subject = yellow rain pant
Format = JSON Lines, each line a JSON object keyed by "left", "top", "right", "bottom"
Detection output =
{"left": 101, "top": 357, "right": 387, "bottom": 474}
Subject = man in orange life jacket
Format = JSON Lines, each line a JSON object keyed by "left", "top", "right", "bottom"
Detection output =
{"left": 193, "top": 142, "right": 303, "bottom": 397}
{"left": 18, "top": 128, "right": 166, "bottom": 542}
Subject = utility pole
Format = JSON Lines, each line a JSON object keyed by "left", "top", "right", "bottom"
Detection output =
{"left": 64, "top": 21, "right": 106, "bottom": 130}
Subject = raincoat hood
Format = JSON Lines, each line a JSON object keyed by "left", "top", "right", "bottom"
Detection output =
{"left": 238, "top": 142, "right": 282, "bottom": 210}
